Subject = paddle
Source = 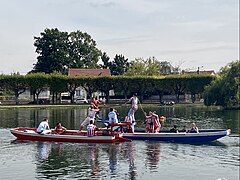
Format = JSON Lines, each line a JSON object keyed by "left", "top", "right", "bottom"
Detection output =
{"left": 118, "top": 136, "right": 132, "bottom": 142}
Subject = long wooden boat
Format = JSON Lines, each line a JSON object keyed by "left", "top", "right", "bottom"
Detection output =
{"left": 10, "top": 126, "right": 131, "bottom": 143}
{"left": 123, "top": 129, "right": 231, "bottom": 143}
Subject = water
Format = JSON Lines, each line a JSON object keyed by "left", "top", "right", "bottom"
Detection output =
{"left": 0, "top": 105, "right": 239, "bottom": 180}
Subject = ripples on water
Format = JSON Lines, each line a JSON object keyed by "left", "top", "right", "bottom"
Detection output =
{"left": 0, "top": 128, "right": 239, "bottom": 180}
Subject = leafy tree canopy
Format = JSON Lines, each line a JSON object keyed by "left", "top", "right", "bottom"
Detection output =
{"left": 124, "top": 57, "right": 161, "bottom": 76}
{"left": 100, "top": 53, "right": 129, "bottom": 75}
{"left": 32, "top": 28, "right": 101, "bottom": 74}
{"left": 203, "top": 60, "right": 240, "bottom": 109}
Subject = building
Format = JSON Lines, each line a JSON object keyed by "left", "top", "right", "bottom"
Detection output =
{"left": 67, "top": 68, "right": 113, "bottom": 101}
{"left": 183, "top": 70, "right": 215, "bottom": 75}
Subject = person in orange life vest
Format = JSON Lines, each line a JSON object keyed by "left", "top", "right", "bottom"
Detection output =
{"left": 87, "top": 120, "right": 96, "bottom": 136}
{"left": 53, "top": 122, "right": 66, "bottom": 134}
{"left": 125, "top": 93, "right": 139, "bottom": 132}
{"left": 79, "top": 105, "right": 98, "bottom": 131}
{"left": 144, "top": 111, "right": 161, "bottom": 133}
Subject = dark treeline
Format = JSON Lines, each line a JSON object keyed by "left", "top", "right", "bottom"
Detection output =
{"left": 0, "top": 73, "right": 214, "bottom": 105}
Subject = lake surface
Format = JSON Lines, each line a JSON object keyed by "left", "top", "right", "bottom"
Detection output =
{"left": 0, "top": 105, "right": 239, "bottom": 180}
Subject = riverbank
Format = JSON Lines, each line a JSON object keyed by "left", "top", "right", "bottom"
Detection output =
{"left": 0, "top": 102, "right": 210, "bottom": 109}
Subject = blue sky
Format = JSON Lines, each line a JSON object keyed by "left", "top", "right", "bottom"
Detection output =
{"left": 0, "top": 0, "right": 239, "bottom": 74}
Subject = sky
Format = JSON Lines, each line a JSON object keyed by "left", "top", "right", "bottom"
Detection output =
{"left": 0, "top": 0, "right": 239, "bottom": 74}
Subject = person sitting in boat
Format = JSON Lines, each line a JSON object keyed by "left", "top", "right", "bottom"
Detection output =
{"left": 108, "top": 107, "right": 120, "bottom": 131}
{"left": 189, "top": 123, "right": 199, "bottom": 133}
{"left": 37, "top": 118, "right": 51, "bottom": 134}
{"left": 87, "top": 120, "right": 96, "bottom": 137}
{"left": 181, "top": 125, "right": 187, "bottom": 132}
{"left": 170, "top": 125, "right": 179, "bottom": 133}
{"left": 52, "top": 122, "right": 66, "bottom": 134}
{"left": 108, "top": 108, "right": 119, "bottom": 125}
{"left": 144, "top": 111, "right": 161, "bottom": 133}
{"left": 79, "top": 105, "right": 98, "bottom": 131}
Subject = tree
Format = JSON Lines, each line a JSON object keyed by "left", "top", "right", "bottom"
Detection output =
{"left": 32, "top": 28, "right": 101, "bottom": 74}
{"left": 48, "top": 73, "right": 68, "bottom": 104}
{"left": 203, "top": 60, "right": 240, "bottom": 109}
{"left": 124, "top": 57, "right": 161, "bottom": 76}
{"left": 3, "top": 74, "right": 27, "bottom": 104}
{"left": 100, "top": 52, "right": 111, "bottom": 69}
{"left": 68, "top": 31, "right": 101, "bottom": 69}
{"left": 110, "top": 54, "right": 129, "bottom": 75}
{"left": 26, "top": 73, "right": 49, "bottom": 103}
{"left": 33, "top": 28, "right": 69, "bottom": 74}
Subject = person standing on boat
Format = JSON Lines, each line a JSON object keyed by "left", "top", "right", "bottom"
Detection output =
{"left": 37, "top": 118, "right": 51, "bottom": 134}
{"left": 87, "top": 120, "right": 96, "bottom": 136}
{"left": 125, "top": 93, "right": 139, "bottom": 132}
{"left": 79, "top": 105, "right": 98, "bottom": 131}
{"left": 91, "top": 97, "right": 106, "bottom": 109}
{"left": 144, "top": 111, "right": 161, "bottom": 133}
{"left": 144, "top": 111, "right": 153, "bottom": 133}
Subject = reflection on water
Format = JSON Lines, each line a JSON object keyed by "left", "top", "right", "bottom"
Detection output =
{"left": 0, "top": 106, "right": 239, "bottom": 134}
{"left": 106, "top": 144, "right": 118, "bottom": 174}
{"left": 1, "top": 132, "right": 239, "bottom": 180}
{"left": 36, "top": 142, "right": 51, "bottom": 161}
{"left": 85, "top": 144, "right": 100, "bottom": 179}
{"left": 145, "top": 142, "right": 161, "bottom": 170}
{"left": 0, "top": 105, "right": 239, "bottom": 179}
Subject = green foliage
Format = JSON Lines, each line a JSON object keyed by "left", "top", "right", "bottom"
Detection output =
{"left": 68, "top": 31, "right": 101, "bottom": 69}
{"left": 33, "top": 28, "right": 69, "bottom": 74}
{"left": 110, "top": 54, "right": 129, "bottom": 75}
{"left": 203, "top": 60, "right": 240, "bottom": 109}
{"left": 25, "top": 73, "right": 50, "bottom": 101}
{"left": 124, "top": 57, "right": 161, "bottom": 76}
{"left": 100, "top": 52, "right": 111, "bottom": 69}
{"left": 0, "top": 73, "right": 215, "bottom": 104}
{"left": 32, "top": 28, "right": 101, "bottom": 74}
{"left": 1, "top": 74, "right": 27, "bottom": 104}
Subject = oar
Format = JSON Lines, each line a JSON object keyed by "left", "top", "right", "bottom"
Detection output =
{"left": 139, "top": 102, "right": 145, "bottom": 114}
{"left": 118, "top": 136, "right": 132, "bottom": 142}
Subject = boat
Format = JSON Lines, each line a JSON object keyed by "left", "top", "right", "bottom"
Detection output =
{"left": 10, "top": 124, "right": 132, "bottom": 143}
{"left": 123, "top": 129, "right": 231, "bottom": 143}
{"left": 97, "top": 120, "right": 231, "bottom": 143}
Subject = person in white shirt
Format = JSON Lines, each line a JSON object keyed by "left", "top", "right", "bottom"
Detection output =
{"left": 79, "top": 105, "right": 99, "bottom": 131}
{"left": 108, "top": 108, "right": 119, "bottom": 125}
{"left": 37, "top": 118, "right": 51, "bottom": 134}
{"left": 125, "top": 93, "right": 139, "bottom": 132}
{"left": 87, "top": 120, "right": 96, "bottom": 136}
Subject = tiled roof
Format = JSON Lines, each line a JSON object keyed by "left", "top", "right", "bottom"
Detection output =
{"left": 184, "top": 70, "right": 215, "bottom": 75}
{"left": 68, "top": 68, "right": 111, "bottom": 77}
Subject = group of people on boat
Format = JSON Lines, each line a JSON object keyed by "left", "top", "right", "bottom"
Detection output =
{"left": 36, "top": 93, "right": 199, "bottom": 136}
{"left": 170, "top": 123, "right": 199, "bottom": 133}
{"left": 79, "top": 93, "right": 162, "bottom": 135}
{"left": 36, "top": 118, "right": 66, "bottom": 135}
